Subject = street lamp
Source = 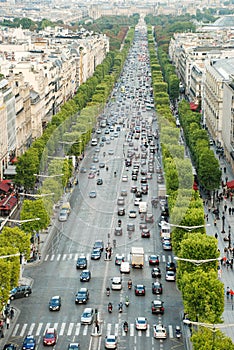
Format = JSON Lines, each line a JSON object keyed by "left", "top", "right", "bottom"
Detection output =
{"left": 0, "top": 217, "right": 40, "bottom": 231}
{"left": 19, "top": 193, "right": 54, "bottom": 198}
{"left": 221, "top": 212, "right": 225, "bottom": 233}
{"left": 33, "top": 174, "right": 64, "bottom": 178}
{"left": 169, "top": 223, "right": 210, "bottom": 232}
{"left": 174, "top": 256, "right": 221, "bottom": 266}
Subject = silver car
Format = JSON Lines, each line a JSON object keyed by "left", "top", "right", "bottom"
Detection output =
{"left": 81, "top": 307, "right": 94, "bottom": 324}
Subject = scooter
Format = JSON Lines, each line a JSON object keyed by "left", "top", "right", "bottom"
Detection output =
{"left": 108, "top": 302, "right": 113, "bottom": 313}
{"left": 123, "top": 322, "right": 128, "bottom": 333}
{"left": 128, "top": 280, "right": 132, "bottom": 290}
{"left": 175, "top": 326, "right": 181, "bottom": 338}
{"left": 106, "top": 287, "right": 110, "bottom": 297}
{"left": 118, "top": 220, "right": 122, "bottom": 227}
{"left": 125, "top": 297, "right": 130, "bottom": 307}
{"left": 118, "top": 302, "right": 123, "bottom": 313}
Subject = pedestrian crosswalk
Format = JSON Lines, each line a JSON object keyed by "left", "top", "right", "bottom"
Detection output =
{"left": 11, "top": 321, "right": 175, "bottom": 339}
{"left": 43, "top": 253, "right": 173, "bottom": 263}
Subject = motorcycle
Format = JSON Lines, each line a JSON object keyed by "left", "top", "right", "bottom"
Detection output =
{"left": 118, "top": 302, "right": 123, "bottom": 313}
{"left": 118, "top": 220, "right": 122, "bottom": 227}
{"left": 106, "top": 287, "right": 110, "bottom": 297}
{"left": 125, "top": 297, "right": 130, "bottom": 307}
{"left": 108, "top": 302, "right": 113, "bottom": 313}
{"left": 123, "top": 322, "right": 128, "bottom": 333}
{"left": 128, "top": 280, "right": 132, "bottom": 290}
{"left": 175, "top": 326, "right": 181, "bottom": 338}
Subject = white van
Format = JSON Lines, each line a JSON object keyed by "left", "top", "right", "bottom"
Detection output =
{"left": 139, "top": 202, "right": 147, "bottom": 213}
{"left": 91, "top": 138, "right": 98, "bottom": 146}
{"left": 111, "top": 277, "right": 122, "bottom": 290}
{"left": 120, "top": 262, "right": 130, "bottom": 274}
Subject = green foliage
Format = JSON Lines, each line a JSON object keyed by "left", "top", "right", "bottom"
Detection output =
{"left": 191, "top": 328, "right": 234, "bottom": 350}
{"left": 0, "top": 227, "right": 31, "bottom": 260}
{"left": 20, "top": 199, "right": 50, "bottom": 233}
{"left": 15, "top": 149, "right": 39, "bottom": 190}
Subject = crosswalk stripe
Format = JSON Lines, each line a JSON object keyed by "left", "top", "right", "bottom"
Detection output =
{"left": 130, "top": 323, "right": 134, "bottom": 336}
{"left": 28, "top": 323, "right": 35, "bottom": 335}
{"left": 145, "top": 254, "right": 148, "bottom": 262}
{"left": 115, "top": 323, "right": 119, "bottom": 336}
{"left": 74, "top": 254, "right": 79, "bottom": 260}
{"left": 36, "top": 323, "right": 43, "bottom": 336}
{"left": 59, "top": 322, "right": 66, "bottom": 336}
{"left": 51, "top": 255, "right": 55, "bottom": 261}
{"left": 57, "top": 254, "right": 61, "bottom": 261}
{"left": 75, "top": 323, "right": 81, "bottom": 336}
{"left": 138, "top": 330, "right": 142, "bottom": 337}
{"left": 12, "top": 323, "right": 19, "bottom": 337}
{"left": 63, "top": 254, "right": 67, "bottom": 261}
{"left": 69, "top": 254, "right": 73, "bottom": 260}
{"left": 44, "top": 254, "right": 49, "bottom": 261}
{"left": 162, "top": 255, "right": 166, "bottom": 262}
{"left": 20, "top": 324, "right": 27, "bottom": 337}
{"left": 67, "top": 323, "right": 74, "bottom": 336}
{"left": 107, "top": 323, "right": 112, "bottom": 336}
{"left": 168, "top": 325, "right": 173, "bottom": 338}
{"left": 168, "top": 255, "right": 172, "bottom": 263}
{"left": 83, "top": 325, "right": 88, "bottom": 336}
{"left": 146, "top": 325, "right": 150, "bottom": 337}
{"left": 54, "top": 323, "right": 58, "bottom": 332}
{"left": 44, "top": 323, "right": 51, "bottom": 334}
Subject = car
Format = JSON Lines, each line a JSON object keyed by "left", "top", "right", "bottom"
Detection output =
{"left": 129, "top": 210, "right": 137, "bottom": 218}
{"left": 3, "top": 345, "right": 17, "bottom": 350}
{"left": 151, "top": 300, "right": 164, "bottom": 314}
{"left": 145, "top": 213, "right": 154, "bottom": 223}
{"left": 152, "top": 281, "right": 163, "bottom": 294}
{"left": 135, "top": 317, "right": 148, "bottom": 330}
{"left": 165, "top": 270, "right": 176, "bottom": 281}
{"left": 149, "top": 255, "right": 159, "bottom": 266}
{"left": 91, "top": 248, "right": 101, "bottom": 260}
{"left": 58, "top": 209, "right": 68, "bottom": 222}
{"left": 114, "top": 132, "right": 119, "bottom": 138}
{"left": 135, "top": 284, "right": 145, "bottom": 296}
{"left": 93, "top": 157, "right": 99, "bottom": 163}
{"left": 111, "top": 277, "right": 122, "bottom": 290}
{"left": 104, "top": 335, "right": 117, "bottom": 349}
{"left": 75, "top": 288, "right": 89, "bottom": 304}
{"left": 80, "top": 167, "right": 87, "bottom": 173}
{"left": 89, "top": 191, "right": 97, "bottom": 198}
{"left": 76, "top": 256, "right": 87, "bottom": 269}
{"left": 105, "top": 129, "right": 110, "bottom": 134}
{"left": 141, "top": 177, "right": 148, "bottom": 183}
{"left": 93, "top": 240, "right": 104, "bottom": 251}
{"left": 122, "top": 175, "right": 128, "bottom": 182}
{"left": 153, "top": 324, "right": 167, "bottom": 339}
{"left": 132, "top": 174, "right": 138, "bottom": 181}
{"left": 162, "top": 240, "right": 172, "bottom": 250}
{"left": 157, "top": 175, "right": 164, "bottom": 184}
{"left": 80, "top": 270, "right": 91, "bottom": 282}
{"left": 114, "top": 227, "right": 123, "bottom": 236}
{"left": 134, "top": 197, "right": 142, "bottom": 206}
{"left": 120, "top": 189, "right": 127, "bottom": 196}
{"left": 10, "top": 285, "right": 32, "bottom": 300}
{"left": 22, "top": 335, "right": 36, "bottom": 350}
{"left": 49, "top": 296, "right": 61, "bottom": 311}
{"left": 97, "top": 178, "right": 103, "bottom": 185}
{"left": 151, "top": 267, "right": 162, "bottom": 278}
{"left": 141, "top": 185, "right": 148, "bottom": 194}
{"left": 99, "top": 162, "right": 105, "bottom": 168}
{"left": 88, "top": 172, "right": 95, "bottom": 179}
{"left": 130, "top": 185, "right": 137, "bottom": 193}
{"left": 67, "top": 344, "right": 80, "bottom": 350}
{"left": 127, "top": 223, "right": 135, "bottom": 231}
{"left": 166, "top": 262, "right": 176, "bottom": 272}
{"left": 120, "top": 261, "right": 130, "bottom": 273}
{"left": 141, "top": 228, "right": 150, "bottom": 238}
{"left": 115, "top": 254, "right": 125, "bottom": 265}
{"left": 117, "top": 197, "right": 125, "bottom": 206}
{"left": 108, "top": 149, "right": 114, "bottom": 155}
{"left": 117, "top": 208, "right": 125, "bottom": 216}
{"left": 43, "top": 328, "right": 58, "bottom": 346}
{"left": 81, "top": 307, "right": 94, "bottom": 325}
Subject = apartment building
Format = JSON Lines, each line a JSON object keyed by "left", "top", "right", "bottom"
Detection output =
{"left": 0, "top": 26, "right": 109, "bottom": 179}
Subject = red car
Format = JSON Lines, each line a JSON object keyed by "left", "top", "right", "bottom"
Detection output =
{"left": 148, "top": 255, "right": 159, "bottom": 266}
{"left": 43, "top": 328, "right": 57, "bottom": 346}
{"left": 141, "top": 228, "right": 150, "bottom": 238}
{"left": 135, "top": 284, "right": 146, "bottom": 296}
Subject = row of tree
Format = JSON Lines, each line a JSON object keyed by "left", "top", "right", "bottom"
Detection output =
{"left": 147, "top": 25, "right": 233, "bottom": 349}
{"left": 0, "top": 20, "right": 136, "bottom": 310}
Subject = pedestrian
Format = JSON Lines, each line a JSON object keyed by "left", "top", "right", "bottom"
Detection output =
{"left": 215, "top": 233, "right": 218, "bottom": 239}
{"left": 224, "top": 167, "right": 226, "bottom": 174}
{"left": 227, "top": 259, "right": 230, "bottom": 270}
{"left": 6, "top": 317, "right": 10, "bottom": 329}
{"left": 224, "top": 204, "right": 227, "bottom": 212}
{"left": 223, "top": 256, "right": 227, "bottom": 266}
{"left": 205, "top": 214, "right": 208, "bottom": 222}
{"left": 226, "top": 176, "right": 228, "bottom": 183}
{"left": 232, "top": 207, "right": 234, "bottom": 215}
{"left": 214, "top": 218, "right": 217, "bottom": 226}
{"left": 229, "top": 207, "right": 232, "bottom": 215}
{"left": 226, "top": 287, "right": 230, "bottom": 299}
{"left": 10, "top": 308, "right": 14, "bottom": 320}
{"left": 220, "top": 257, "right": 223, "bottom": 265}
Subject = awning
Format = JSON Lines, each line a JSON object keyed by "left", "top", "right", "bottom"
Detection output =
{"left": 4, "top": 165, "right": 16, "bottom": 176}
{"left": 0, "top": 195, "right": 17, "bottom": 211}
{"left": 227, "top": 180, "right": 234, "bottom": 189}
{"left": 190, "top": 102, "right": 199, "bottom": 111}
{"left": 0, "top": 183, "right": 10, "bottom": 193}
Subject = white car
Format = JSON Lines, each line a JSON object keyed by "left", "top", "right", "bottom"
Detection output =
{"left": 111, "top": 277, "right": 122, "bottom": 290}
{"left": 153, "top": 324, "right": 167, "bottom": 339}
{"left": 135, "top": 317, "right": 148, "bottom": 330}
{"left": 80, "top": 308, "right": 94, "bottom": 324}
{"left": 122, "top": 175, "right": 128, "bottom": 182}
{"left": 58, "top": 209, "right": 68, "bottom": 222}
{"left": 165, "top": 270, "right": 176, "bottom": 281}
{"left": 105, "top": 334, "right": 117, "bottom": 349}
{"left": 120, "top": 262, "right": 130, "bottom": 273}
{"left": 129, "top": 210, "right": 137, "bottom": 218}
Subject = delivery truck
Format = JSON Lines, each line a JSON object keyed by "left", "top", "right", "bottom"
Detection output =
{"left": 131, "top": 247, "right": 144, "bottom": 268}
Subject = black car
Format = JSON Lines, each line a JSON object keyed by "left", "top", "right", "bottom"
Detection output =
{"left": 166, "top": 262, "right": 176, "bottom": 272}
{"left": 10, "top": 285, "right": 32, "bottom": 300}
{"left": 152, "top": 281, "right": 163, "bottom": 294}
{"left": 151, "top": 300, "right": 164, "bottom": 314}
{"left": 22, "top": 335, "right": 36, "bottom": 350}
{"left": 75, "top": 288, "right": 89, "bottom": 304}
{"left": 80, "top": 270, "right": 91, "bottom": 282}
{"left": 49, "top": 296, "right": 61, "bottom": 311}
{"left": 97, "top": 178, "right": 103, "bottom": 185}
{"left": 67, "top": 343, "right": 80, "bottom": 350}
{"left": 3, "top": 345, "right": 17, "bottom": 350}
{"left": 151, "top": 267, "right": 161, "bottom": 278}
{"left": 76, "top": 256, "right": 87, "bottom": 269}
{"left": 91, "top": 248, "right": 101, "bottom": 260}
{"left": 118, "top": 208, "right": 125, "bottom": 216}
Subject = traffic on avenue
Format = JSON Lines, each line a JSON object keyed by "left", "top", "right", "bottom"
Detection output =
{"left": 4, "top": 24, "right": 184, "bottom": 350}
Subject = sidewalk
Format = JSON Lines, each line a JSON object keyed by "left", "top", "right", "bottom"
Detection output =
{"left": 204, "top": 149, "right": 234, "bottom": 342}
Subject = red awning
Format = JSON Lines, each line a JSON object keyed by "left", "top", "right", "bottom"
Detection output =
{"left": 0, "top": 195, "right": 17, "bottom": 210}
{"left": 190, "top": 102, "right": 199, "bottom": 111}
{"left": 227, "top": 180, "right": 234, "bottom": 189}
{"left": 0, "top": 183, "right": 10, "bottom": 192}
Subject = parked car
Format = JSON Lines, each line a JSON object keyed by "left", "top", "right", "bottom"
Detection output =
{"left": 10, "top": 285, "right": 32, "bottom": 300}
{"left": 118, "top": 208, "right": 125, "bottom": 216}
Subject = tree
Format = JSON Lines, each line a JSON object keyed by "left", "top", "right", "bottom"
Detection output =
{"left": 0, "top": 227, "right": 31, "bottom": 261}
{"left": 20, "top": 199, "right": 50, "bottom": 233}
{"left": 191, "top": 327, "right": 234, "bottom": 350}
{"left": 15, "top": 149, "right": 39, "bottom": 190}
{"left": 198, "top": 150, "right": 221, "bottom": 191}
